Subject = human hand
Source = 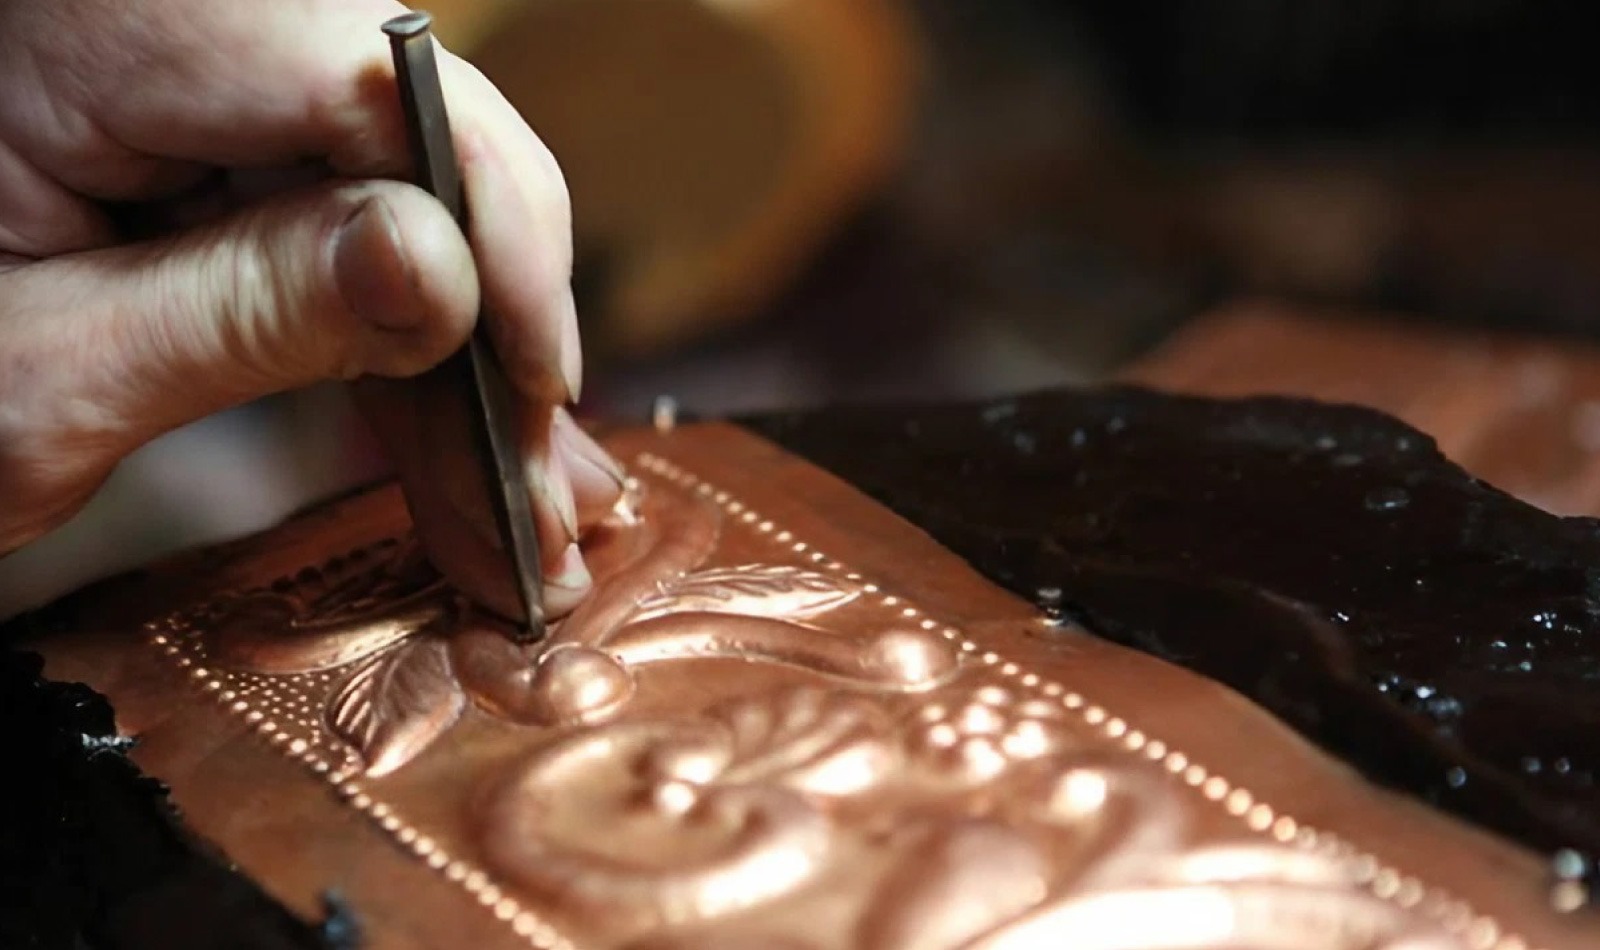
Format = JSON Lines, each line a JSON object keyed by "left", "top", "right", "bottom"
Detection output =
{"left": 0, "top": 0, "right": 623, "bottom": 615}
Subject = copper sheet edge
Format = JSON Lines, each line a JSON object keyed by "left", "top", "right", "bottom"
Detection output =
{"left": 28, "top": 422, "right": 1598, "bottom": 950}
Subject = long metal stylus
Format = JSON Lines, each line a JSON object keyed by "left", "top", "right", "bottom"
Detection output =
{"left": 383, "top": 11, "right": 547, "bottom": 644}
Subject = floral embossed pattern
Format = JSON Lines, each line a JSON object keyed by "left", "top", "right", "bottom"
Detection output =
{"left": 142, "top": 453, "right": 1498, "bottom": 950}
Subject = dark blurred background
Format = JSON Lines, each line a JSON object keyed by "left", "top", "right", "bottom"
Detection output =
{"left": 6, "top": 0, "right": 1599, "bottom": 616}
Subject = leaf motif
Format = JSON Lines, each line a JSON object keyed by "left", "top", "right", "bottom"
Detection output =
{"left": 205, "top": 538, "right": 449, "bottom": 674}
{"left": 327, "top": 636, "right": 465, "bottom": 777}
{"left": 635, "top": 565, "right": 859, "bottom": 622}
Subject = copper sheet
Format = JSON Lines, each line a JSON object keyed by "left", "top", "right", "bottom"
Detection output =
{"left": 31, "top": 423, "right": 1600, "bottom": 950}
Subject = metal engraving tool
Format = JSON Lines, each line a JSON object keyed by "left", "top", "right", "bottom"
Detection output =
{"left": 383, "top": 11, "right": 547, "bottom": 644}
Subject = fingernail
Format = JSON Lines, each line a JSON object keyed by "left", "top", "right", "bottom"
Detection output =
{"left": 556, "top": 287, "right": 583, "bottom": 403}
{"left": 557, "top": 412, "right": 624, "bottom": 489}
{"left": 545, "top": 542, "right": 591, "bottom": 591}
{"left": 557, "top": 413, "right": 625, "bottom": 527}
{"left": 541, "top": 542, "right": 592, "bottom": 617}
{"left": 553, "top": 472, "right": 578, "bottom": 542}
{"left": 530, "top": 450, "right": 579, "bottom": 544}
{"left": 334, "top": 197, "right": 424, "bottom": 331}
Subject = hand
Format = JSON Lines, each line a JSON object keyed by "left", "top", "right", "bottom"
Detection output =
{"left": 0, "top": 0, "right": 622, "bottom": 616}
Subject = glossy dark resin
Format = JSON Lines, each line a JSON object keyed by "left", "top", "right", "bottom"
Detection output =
{"left": 749, "top": 387, "right": 1600, "bottom": 869}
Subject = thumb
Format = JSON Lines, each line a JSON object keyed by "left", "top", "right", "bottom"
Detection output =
{"left": 1, "top": 179, "right": 479, "bottom": 455}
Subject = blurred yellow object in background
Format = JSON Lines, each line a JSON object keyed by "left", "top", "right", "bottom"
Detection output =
{"left": 427, "top": 0, "right": 918, "bottom": 358}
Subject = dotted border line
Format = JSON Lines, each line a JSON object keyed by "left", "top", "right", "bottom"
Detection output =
{"left": 633, "top": 451, "right": 1532, "bottom": 950}
{"left": 147, "top": 607, "right": 575, "bottom": 946}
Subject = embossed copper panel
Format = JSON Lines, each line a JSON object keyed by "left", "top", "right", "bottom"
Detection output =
{"left": 32, "top": 424, "right": 1600, "bottom": 950}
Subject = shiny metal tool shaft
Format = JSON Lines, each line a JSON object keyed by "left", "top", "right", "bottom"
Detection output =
{"left": 383, "top": 11, "right": 547, "bottom": 643}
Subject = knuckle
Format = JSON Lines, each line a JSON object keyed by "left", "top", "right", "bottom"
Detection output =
{"left": 144, "top": 191, "right": 352, "bottom": 394}
{"left": 197, "top": 220, "right": 294, "bottom": 384}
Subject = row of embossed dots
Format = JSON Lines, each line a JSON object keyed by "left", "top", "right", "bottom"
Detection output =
{"left": 631, "top": 452, "right": 1535, "bottom": 950}
{"left": 149, "top": 627, "right": 342, "bottom": 748}
{"left": 147, "top": 624, "right": 577, "bottom": 950}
